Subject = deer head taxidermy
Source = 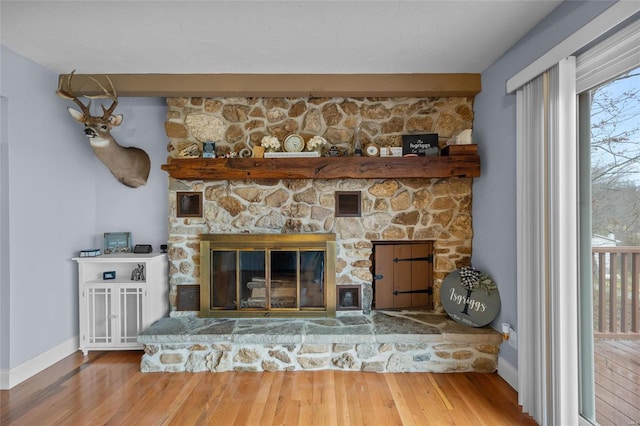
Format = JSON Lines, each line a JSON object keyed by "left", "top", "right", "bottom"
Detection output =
{"left": 56, "top": 70, "right": 151, "bottom": 188}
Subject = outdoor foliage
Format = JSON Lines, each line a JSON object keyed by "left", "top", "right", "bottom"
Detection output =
{"left": 591, "top": 68, "right": 640, "bottom": 245}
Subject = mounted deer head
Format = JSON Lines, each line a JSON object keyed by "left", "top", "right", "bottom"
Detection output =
{"left": 56, "top": 71, "right": 151, "bottom": 188}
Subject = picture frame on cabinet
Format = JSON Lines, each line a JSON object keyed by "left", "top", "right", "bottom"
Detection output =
{"left": 177, "top": 192, "right": 203, "bottom": 217}
{"left": 104, "top": 232, "right": 132, "bottom": 254}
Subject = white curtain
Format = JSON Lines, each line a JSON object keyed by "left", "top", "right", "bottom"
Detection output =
{"left": 516, "top": 58, "right": 579, "bottom": 425}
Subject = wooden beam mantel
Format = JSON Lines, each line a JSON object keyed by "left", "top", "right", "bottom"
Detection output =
{"left": 161, "top": 156, "right": 481, "bottom": 181}
{"left": 56, "top": 73, "right": 481, "bottom": 98}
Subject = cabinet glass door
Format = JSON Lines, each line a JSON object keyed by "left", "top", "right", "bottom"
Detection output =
{"left": 119, "top": 286, "right": 144, "bottom": 344}
{"left": 87, "top": 287, "right": 112, "bottom": 344}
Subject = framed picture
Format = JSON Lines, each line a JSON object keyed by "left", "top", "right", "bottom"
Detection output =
{"left": 104, "top": 232, "right": 132, "bottom": 254}
{"left": 336, "top": 285, "right": 361, "bottom": 310}
{"left": 177, "top": 192, "right": 203, "bottom": 217}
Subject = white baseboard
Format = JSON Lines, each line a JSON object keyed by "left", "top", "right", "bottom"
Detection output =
{"left": 0, "top": 336, "right": 79, "bottom": 390}
{"left": 497, "top": 355, "right": 518, "bottom": 391}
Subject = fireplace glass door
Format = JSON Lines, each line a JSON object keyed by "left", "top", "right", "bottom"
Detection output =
{"left": 201, "top": 234, "right": 335, "bottom": 317}
{"left": 210, "top": 249, "right": 326, "bottom": 311}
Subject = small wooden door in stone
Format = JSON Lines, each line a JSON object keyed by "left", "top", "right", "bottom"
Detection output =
{"left": 373, "top": 241, "right": 433, "bottom": 310}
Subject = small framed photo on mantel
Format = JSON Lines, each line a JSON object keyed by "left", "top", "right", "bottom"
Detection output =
{"left": 104, "top": 232, "right": 132, "bottom": 254}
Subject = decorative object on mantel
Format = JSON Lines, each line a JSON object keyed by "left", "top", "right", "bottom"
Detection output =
{"left": 260, "top": 135, "right": 281, "bottom": 152}
{"left": 253, "top": 145, "right": 265, "bottom": 158}
{"left": 440, "top": 267, "right": 500, "bottom": 327}
{"left": 56, "top": 70, "right": 151, "bottom": 188}
{"left": 381, "top": 147, "right": 403, "bottom": 157}
{"left": 185, "top": 113, "right": 225, "bottom": 157}
{"left": 306, "top": 135, "right": 328, "bottom": 155}
{"left": 353, "top": 126, "right": 363, "bottom": 157}
{"left": 239, "top": 136, "right": 253, "bottom": 158}
{"left": 264, "top": 151, "right": 320, "bottom": 158}
{"left": 283, "top": 134, "right": 305, "bottom": 152}
{"left": 453, "top": 129, "right": 473, "bottom": 145}
{"left": 364, "top": 143, "right": 380, "bottom": 157}
{"left": 402, "top": 133, "right": 439, "bottom": 156}
{"left": 202, "top": 142, "right": 216, "bottom": 158}
{"left": 327, "top": 146, "right": 340, "bottom": 157}
{"left": 178, "top": 143, "right": 200, "bottom": 158}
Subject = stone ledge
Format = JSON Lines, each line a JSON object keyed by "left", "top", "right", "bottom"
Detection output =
{"left": 138, "top": 311, "right": 502, "bottom": 373}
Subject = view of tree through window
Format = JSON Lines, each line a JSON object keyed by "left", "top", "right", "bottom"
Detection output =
{"left": 591, "top": 66, "right": 640, "bottom": 245}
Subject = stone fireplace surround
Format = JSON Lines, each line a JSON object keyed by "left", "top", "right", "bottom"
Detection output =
{"left": 142, "top": 94, "right": 501, "bottom": 374}
{"left": 165, "top": 95, "right": 475, "bottom": 315}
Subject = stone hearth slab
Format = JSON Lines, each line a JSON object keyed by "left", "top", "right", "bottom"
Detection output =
{"left": 138, "top": 310, "right": 502, "bottom": 373}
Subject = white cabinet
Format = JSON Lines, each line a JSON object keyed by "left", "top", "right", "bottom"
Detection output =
{"left": 73, "top": 253, "right": 168, "bottom": 355}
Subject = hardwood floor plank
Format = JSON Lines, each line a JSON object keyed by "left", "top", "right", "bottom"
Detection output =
{"left": 364, "top": 373, "right": 403, "bottom": 426}
{"left": 333, "top": 371, "right": 352, "bottom": 426}
{"left": 260, "top": 371, "right": 284, "bottom": 425}
{"left": 1, "top": 351, "right": 534, "bottom": 425}
{"left": 384, "top": 374, "right": 419, "bottom": 426}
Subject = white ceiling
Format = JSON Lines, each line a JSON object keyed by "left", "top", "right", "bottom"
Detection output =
{"left": 0, "top": 0, "right": 561, "bottom": 75}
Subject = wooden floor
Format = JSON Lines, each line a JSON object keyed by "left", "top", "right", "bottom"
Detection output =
{"left": 594, "top": 339, "right": 640, "bottom": 426}
{"left": 0, "top": 351, "right": 536, "bottom": 426}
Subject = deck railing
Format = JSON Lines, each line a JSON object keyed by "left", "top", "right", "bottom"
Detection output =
{"left": 592, "top": 247, "right": 640, "bottom": 337}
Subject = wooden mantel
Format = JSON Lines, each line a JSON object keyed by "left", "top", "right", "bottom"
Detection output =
{"left": 161, "top": 155, "right": 480, "bottom": 181}
{"left": 57, "top": 73, "right": 481, "bottom": 98}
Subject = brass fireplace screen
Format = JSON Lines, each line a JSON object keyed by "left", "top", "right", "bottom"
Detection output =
{"left": 200, "top": 234, "right": 336, "bottom": 318}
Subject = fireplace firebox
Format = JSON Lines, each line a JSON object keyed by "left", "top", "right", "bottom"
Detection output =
{"left": 200, "top": 234, "right": 336, "bottom": 318}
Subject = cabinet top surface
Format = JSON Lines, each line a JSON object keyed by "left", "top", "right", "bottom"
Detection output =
{"left": 73, "top": 253, "right": 167, "bottom": 262}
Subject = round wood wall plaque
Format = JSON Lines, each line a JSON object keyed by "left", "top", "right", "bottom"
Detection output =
{"left": 440, "top": 269, "right": 501, "bottom": 327}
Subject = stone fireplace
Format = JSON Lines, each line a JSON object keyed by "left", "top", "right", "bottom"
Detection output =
{"left": 164, "top": 95, "right": 475, "bottom": 315}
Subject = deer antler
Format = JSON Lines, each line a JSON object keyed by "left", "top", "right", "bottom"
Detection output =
{"left": 56, "top": 70, "right": 118, "bottom": 118}
{"left": 87, "top": 75, "right": 118, "bottom": 119}
{"left": 56, "top": 70, "right": 92, "bottom": 117}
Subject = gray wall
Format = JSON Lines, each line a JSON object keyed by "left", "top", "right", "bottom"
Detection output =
{"left": 0, "top": 45, "right": 167, "bottom": 371}
{"left": 473, "top": 0, "right": 614, "bottom": 368}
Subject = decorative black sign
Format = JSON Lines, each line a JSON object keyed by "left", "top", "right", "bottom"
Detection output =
{"left": 440, "top": 269, "right": 501, "bottom": 327}
{"left": 402, "top": 133, "right": 439, "bottom": 156}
